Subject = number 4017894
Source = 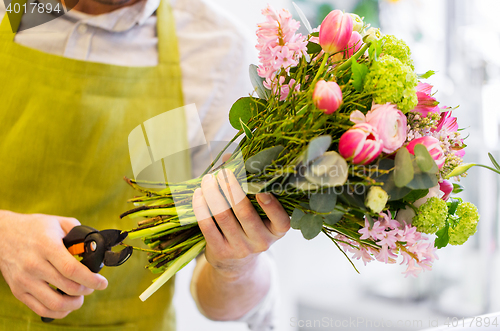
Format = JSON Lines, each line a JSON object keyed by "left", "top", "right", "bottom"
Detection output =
{"left": 6, "top": 2, "right": 62, "bottom": 14}
{"left": 445, "top": 316, "right": 499, "bottom": 328}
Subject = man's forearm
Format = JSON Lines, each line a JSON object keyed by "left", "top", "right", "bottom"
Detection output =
{"left": 194, "top": 253, "right": 272, "bottom": 321}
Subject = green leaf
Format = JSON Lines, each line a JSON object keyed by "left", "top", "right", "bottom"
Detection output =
{"left": 394, "top": 148, "right": 414, "bottom": 187}
{"left": 244, "top": 145, "right": 285, "bottom": 174}
{"left": 448, "top": 198, "right": 460, "bottom": 215}
{"left": 306, "top": 135, "right": 332, "bottom": 164}
{"left": 402, "top": 189, "right": 429, "bottom": 203}
{"left": 249, "top": 65, "right": 271, "bottom": 100}
{"left": 418, "top": 70, "right": 436, "bottom": 79}
{"left": 292, "top": 2, "right": 313, "bottom": 33}
{"left": 240, "top": 118, "right": 253, "bottom": 139}
{"left": 304, "top": 151, "right": 349, "bottom": 187}
{"left": 339, "top": 189, "right": 366, "bottom": 209}
{"left": 323, "top": 209, "right": 344, "bottom": 226}
{"left": 489, "top": 153, "right": 500, "bottom": 171}
{"left": 405, "top": 170, "right": 438, "bottom": 190}
{"left": 287, "top": 173, "right": 320, "bottom": 191}
{"left": 307, "top": 42, "right": 322, "bottom": 54}
{"left": 310, "top": 191, "right": 338, "bottom": 213}
{"left": 368, "top": 39, "right": 382, "bottom": 62}
{"left": 435, "top": 224, "right": 450, "bottom": 249}
{"left": 365, "top": 214, "right": 374, "bottom": 228}
{"left": 452, "top": 183, "right": 464, "bottom": 194}
{"left": 351, "top": 60, "right": 369, "bottom": 92}
{"left": 300, "top": 214, "right": 324, "bottom": 240}
{"left": 414, "top": 144, "right": 439, "bottom": 173}
{"left": 229, "top": 97, "right": 259, "bottom": 130}
{"left": 310, "top": 32, "right": 319, "bottom": 37}
{"left": 290, "top": 208, "right": 305, "bottom": 230}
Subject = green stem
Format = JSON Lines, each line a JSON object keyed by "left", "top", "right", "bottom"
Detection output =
{"left": 475, "top": 164, "right": 500, "bottom": 175}
{"left": 139, "top": 239, "right": 206, "bottom": 301}
{"left": 201, "top": 132, "right": 243, "bottom": 177}
{"left": 335, "top": 43, "right": 370, "bottom": 72}
{"left": 128, "top": 222, "right": 181, "bottom": 240}
{"left": 310, "top": 52, "right": 330, "bottom": 88}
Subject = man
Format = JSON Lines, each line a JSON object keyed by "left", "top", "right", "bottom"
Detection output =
{"left": 0, "top": 0, "right": 289, "bottom": 329}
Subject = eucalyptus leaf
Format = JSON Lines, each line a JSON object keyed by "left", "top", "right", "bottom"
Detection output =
{"left": 240, "top": 118, "right": 253, "bottom": 139}
{"left": 249, "top": 65, "right": 271, "bottom": 100}
{"left": 229, "top": 97, "right": 259, "bottom": 130}
{"left": 339, "top": 189, "right": 366, "bottom": 209}
{"left": 306, "top": 135, "right": 332, "bottom": 164}
{"left": 402, "top": 189, "right": 429, "bottom": 203}
{"left": 245, "top": 145, "right": 285, "bottom": 174}
{"left": 382, "top": 172, "right": 412, "bottom": 201}
{"left": 310, "top": 191, "right": 338, "bottom": 213}
{"left": 305, "top": 151, "right": 348, "bottom": 187}
{"left": 405, "top": 171, "right": 438, "bottom": 190}
{"left": 241, "top": 181, "right": 268, "bottom": 195}
{"left": 290, "top": 208, "right": 305, "bottom": 230}
{"left": 287, "top": 173, "right": 320, "bottom": 191}
{"left": 351, "top": 60, "right": 368, "bottom": 92}
{"left": 394, "top": 148, "right": 414, "bottom": 187}
{"left": 414, "top": 144, "right": 438, "bottom": 173}
{"left": 292, "top": 2, "right": 313, "bottom": 33}
{"left": 300, "top": 214, "right": 324, "bottom": 240}
{"left": 324, "top": 210, "right": 344, "bottom": 226}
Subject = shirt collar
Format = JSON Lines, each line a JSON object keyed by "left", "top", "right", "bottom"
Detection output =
{"left": 62, "top": 0, "right": 160, "bottom": 32}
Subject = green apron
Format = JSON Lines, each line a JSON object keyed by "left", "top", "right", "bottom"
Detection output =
{"left": 0, "top": 1, "right": 191, "bottom": 329}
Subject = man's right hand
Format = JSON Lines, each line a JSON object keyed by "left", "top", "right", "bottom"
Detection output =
{"left": 0, "top": 210, "right": 108, "bottom": 319}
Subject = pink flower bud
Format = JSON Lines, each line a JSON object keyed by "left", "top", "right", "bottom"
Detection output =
{"left": 439, "top": 180, "right": 453, "bottom": 201}
{"left": 406, "top": 136, "right": 446, "bottom": 169}
{"left": 313, "top": 80, "right": 343, "bottom": 114}
{"left": 339, "top": 123, "right": 383, "bottom": 165}
{"left": 344, "top": 31, "right": 363, "bottom": 58}
{"left": 319, "top": 10, "right": 353, "bottom": 54}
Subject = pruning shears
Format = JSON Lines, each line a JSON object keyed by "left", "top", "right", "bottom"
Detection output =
{"left": 41, "top": 225, "right": 133, "bottom": 323}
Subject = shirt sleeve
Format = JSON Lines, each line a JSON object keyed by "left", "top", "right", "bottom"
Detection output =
{"left": 189, "top": 251, "right": 279, "bottom": 331}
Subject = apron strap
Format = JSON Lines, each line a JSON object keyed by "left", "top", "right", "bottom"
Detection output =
{"left": 156, "top": 0, "right": 180, "bottom": 65}
{"left": 0, "top": 0, "right": 27, "bottom": 39}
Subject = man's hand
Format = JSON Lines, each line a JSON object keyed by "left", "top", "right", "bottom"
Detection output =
{"left": 0, "top": 211, "right": 108, "bottom": 319}
{"left": 191, "top": 169, "right": 289, "bottom": 320}
{"left": 193, "top": 169, "right": 290, "bottom": 280}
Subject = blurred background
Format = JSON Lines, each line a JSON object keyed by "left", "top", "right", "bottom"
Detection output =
{"left": 173, "top": 0, "right": 500, "bottom": 330}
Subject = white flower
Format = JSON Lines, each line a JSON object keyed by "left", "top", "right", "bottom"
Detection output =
{"left": 365, "top": 187, "right": 388, "bottom": 213}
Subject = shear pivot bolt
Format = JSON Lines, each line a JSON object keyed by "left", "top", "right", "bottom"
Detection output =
{"left": 90, "top": 241, "right": 97, "bottom": 252}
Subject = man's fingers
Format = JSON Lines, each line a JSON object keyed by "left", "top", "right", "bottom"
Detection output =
{"left": 192, "top": 188, "right": 224, "bottom": 249}
{"left": 20, "top": 293, "right": 70, "bottom": 319}
{"left": 42, "top": 260, "right": 94, "bottom": 296}
{"left": 48, "top": 248, "right": 107, "bottom": 291}
{"left": 256, "top": 193, "right": 290, "bottom": 238}
{"left": 27, "top": 280, "right": 84, "bottom": 313}
{"left": 58, "top": 217, "right": 81, "bottom": 234}
{"left": 200, "top": 174, "right": 244, "bottom": 242}
{"left": 216, "top": 170, "right": 271, "bottom": 239}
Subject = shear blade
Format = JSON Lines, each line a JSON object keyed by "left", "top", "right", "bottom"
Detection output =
{"left": 103, "top": 246, "right": 133, "bottom": 267}
{"left": 99, "top": 230, "right": 128, "bottom": 248}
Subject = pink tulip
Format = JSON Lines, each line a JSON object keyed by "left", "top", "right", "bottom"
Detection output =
{"left": 313, "top": 80, "right": 343, "bottom": 114}
{"left": 412, "top": 83, "right": 440, "bottom": 117}
{"left": 365, "top": 103, "right": 407, "bottom": 154}
{"left": 406, "top": 136, "right": 446, "bottom": 169}
{"left": 339, "top": 123, "right": 383, "bottom": 165}
{"left": 344, "top": 31, "right": 363, "bottom": 58}
{"left": 319, "top": 10, "right": 353, "bottom": 54}
{"left": 439, "top": 180, "right": 453, "bottom": 201}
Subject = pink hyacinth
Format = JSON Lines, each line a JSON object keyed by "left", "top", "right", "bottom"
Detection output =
{"left": 406, "top": 136, "right": 446, "bottom": 169}
{"left": 339, "top": 123, "right": 383, "bottom": 165}
{"left": 319, "top": 10, "right": 353, "bottom": 54}
{"left": 256, "top": 5, "right": 307, "bottom": 83}
{"left": 412, "top": 83, "right": 440, "bottom": 117}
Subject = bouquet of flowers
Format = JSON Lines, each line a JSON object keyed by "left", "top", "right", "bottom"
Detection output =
{"left": 122, "top": 5, "right": 480, "bottom": 301}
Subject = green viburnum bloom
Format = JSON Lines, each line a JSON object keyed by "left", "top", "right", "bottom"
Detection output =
{"left": 364, "top": 55, "right": 418, "bottom": 113}
{"left": 449, "top": 202, "right": 480, "bottom": 245}
{"left": 412, "top": 197, "right": 448, "bottom": 234}
{"left": 381, "top": 35, "right": 415, "bottom": 70}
